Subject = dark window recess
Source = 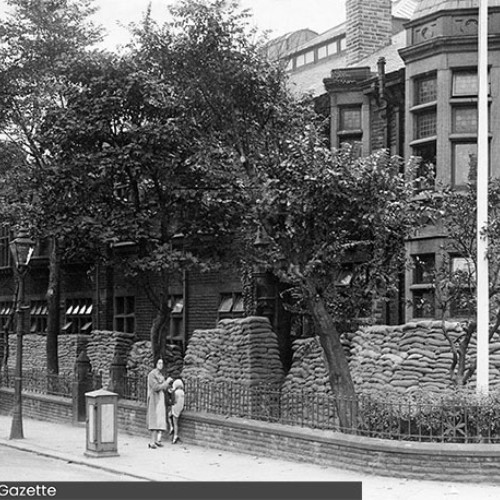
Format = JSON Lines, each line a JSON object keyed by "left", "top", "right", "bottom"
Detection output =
{"left": 0, "top": 301, "right": 14, "bottom": 333}
{"left": 414, "top": 254, "right": 435, "bottom": 284}
{"left": 218, "top": 293, "right": 244, "bottom": 320}
{"left": 63, "top": 298, "right": 93, "bottom": 334}
{"left": 30, "top": 300, "right": 48, "bottom": 334}
{"left": 413, "top": 142, "right": 436, "bottom": 189}
{"left": 114, "top": 296, "right": 134, "bottom": 334}
{"left": 413, "top": 289, "right": 435, "bottom": 318}
{"left": 0, "top": 226, "right": 10, "bottom": 268}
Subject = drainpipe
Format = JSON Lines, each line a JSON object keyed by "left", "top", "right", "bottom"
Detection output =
{"left": 377, "top": 57, "right": 389, "bottom": 150}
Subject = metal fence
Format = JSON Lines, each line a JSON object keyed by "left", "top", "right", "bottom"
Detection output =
{"left": 3, "top": 368, "right": 500, "bottom": 443}
{"left": 0, "top": 368, "right": 102, "bottom": 398}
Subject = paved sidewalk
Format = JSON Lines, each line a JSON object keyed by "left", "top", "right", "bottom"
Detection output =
{"left": 1, "top": 415, "right": 500, "bottom": 499}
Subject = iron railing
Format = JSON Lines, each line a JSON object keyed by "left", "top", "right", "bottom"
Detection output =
{"left": 3, "top": 368, "right": 500, "bottom": 443}
{"left": 0, "top": 368, "right": 102, "bottom": 397}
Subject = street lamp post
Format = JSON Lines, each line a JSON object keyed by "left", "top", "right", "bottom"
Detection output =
{"left": 9, "top": 227, "right": 35, "bottom": 440}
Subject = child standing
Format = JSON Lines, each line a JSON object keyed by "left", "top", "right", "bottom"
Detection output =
{"left": 168, "top": 379, "right": 185, "bottom": 444}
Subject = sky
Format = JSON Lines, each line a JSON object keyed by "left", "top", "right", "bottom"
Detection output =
{"left": 95, "top": 1, "right": 347, "bottom": 48}
{"left": 0, "top": 0, "right": 347, "bottom": 50}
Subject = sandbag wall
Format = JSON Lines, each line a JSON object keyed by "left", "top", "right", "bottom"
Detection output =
{"left": 127, "top": 340, "right": 184, "bottom": 380}
{"left": 7, "top": 334, "right": 81, "bottom": 373}
{"left": 182, "top": 316, "right": 285, "bottom": 417}
{"left": 284, "top": 321, "right": 500, "bottom": 397}
{"left": 87, "top": 330, "right": 136, "bottom": 389}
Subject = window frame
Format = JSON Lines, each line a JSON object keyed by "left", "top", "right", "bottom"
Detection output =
{"left": 114, "top": 295, "right": 135, "bottom": 334}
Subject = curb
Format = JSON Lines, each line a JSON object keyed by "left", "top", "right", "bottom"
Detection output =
{"left": 0, "top": 440, "right": 158, "bottom": 482}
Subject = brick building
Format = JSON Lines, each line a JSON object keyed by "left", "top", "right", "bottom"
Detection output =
{"left": 2, "top": 0, "right": 500, "bottom": 371}
{"left": 270, "top": 0, "right": 500, "bottom": 324}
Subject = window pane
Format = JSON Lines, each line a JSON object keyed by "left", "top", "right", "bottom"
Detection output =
{"left": 115, "top": 297, "right": 124, "bottom": 315}
{"left": 453, "top": 107, "right": 477, "bottom": 133}
{"left": 232, "top": 295, "right": 244, "bottom": 312}
{"left": 453, "top": 71, "right": 478, "bottom": 96}
{"left": 453, "top": 142, "right": 476, "bottom": 186}
{"left": 414, "top": 254, "right": 435, "bottom": 284}
{"left": 413, "top": 142, "right": 436, "bottom": 189}
{"left": 296, "top": 54, "right": 305, "bottom": 67}
{"left": 416, "top": 111, "right": 436, "bottom": 139}
{"left": 219, "top": 296, "right": 233, "bottom": 313}
{"left": 304, "top": 51, "right": 314, "bottom": 64}
{"left": 415, "top": 75, "right": 437, "bottom": 104}
{"left": 340, "top": 107, "right": 361, "bottom": 130}
{"left": 413, "top": 289, "right": 435, "bottom": 318}
{"left": 317, "top": 45, "right": 327, "bottom": 59}
{"left": 126, "top": 296, "right": 135, "bottom": 314}
{"left": 327, "top": 41, "right": 338, "bottom": 56}
{"left": 339, "top": 37, "right": 346, "bottom": 51}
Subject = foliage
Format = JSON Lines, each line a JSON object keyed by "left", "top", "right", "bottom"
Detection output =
{"left": 359, "top": 389, "right": 500, "bottom": 443}
{"left": 428, "top": 177, "right": 500, "bottom": 385}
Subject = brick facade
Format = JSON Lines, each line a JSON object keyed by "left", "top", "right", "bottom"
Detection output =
{"left": 346, "top": 0, "right": 392, "bottom": 66}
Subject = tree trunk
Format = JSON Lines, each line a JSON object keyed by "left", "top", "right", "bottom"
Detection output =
{"left": 150, "top": 285, "right": 171, "bottom": 363}
{"left": 304, "top": 279, "right": 358, "bottom": 431}
{"left": 46, "top": 238, "right": 60, "bottom": 375}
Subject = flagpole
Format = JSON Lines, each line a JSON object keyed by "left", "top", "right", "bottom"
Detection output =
{"left": 476, "top": 0, "right": 489, "bottom": 395}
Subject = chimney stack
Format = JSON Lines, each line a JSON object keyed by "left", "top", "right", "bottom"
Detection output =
{"left": 346, "top": 0, "right": 392, "bottom": 66}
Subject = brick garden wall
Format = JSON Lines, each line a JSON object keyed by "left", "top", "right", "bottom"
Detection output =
{"left": 2, "top": 388, "right": 500, "bottom": 484}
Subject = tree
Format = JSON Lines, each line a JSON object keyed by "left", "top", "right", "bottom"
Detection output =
{"left": 0, "top": 0, "right": 103, "bottom": 374}
{"left": 252, "top": 131, "right": 430, "bottom": 426}
{"left": 431, "top": 173, "right": 500, "bottom": 386}
{"left": 37, "top": 0, "right": 300, "bottom": 362}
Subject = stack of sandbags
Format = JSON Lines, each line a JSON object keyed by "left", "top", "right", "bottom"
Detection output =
{"left": 164, "top": 343, "right": 184, "bottom": 378}
{"left": 182, "top": 328, "right": 225, "bottom": 381}
{"left": 220, "top": 316, "right": 284, "bottom": 386}
{"left": 127, "top": 341, "right": 184, "bottom": 380}
{"left": 281, "top": 337, "right": 330, "bottom": 395}
{"left": 87, "top": 330, "right": 136, "bottom": 389}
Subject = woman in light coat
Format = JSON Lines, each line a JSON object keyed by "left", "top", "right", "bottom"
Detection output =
{"left": 146, "top": 358, "right": 170, "bottom": 448}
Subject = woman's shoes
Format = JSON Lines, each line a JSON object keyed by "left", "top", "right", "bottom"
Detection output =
{"left": 148, "top": 443, "right": 157, "bottom": 449}
{"left": 155, "top": 441, "right": 163, "bottom": 447}
{"left": 172, "top": 436, "right": 179, "bottom": 444}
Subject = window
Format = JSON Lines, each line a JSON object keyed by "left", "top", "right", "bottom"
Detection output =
{"left": 449, "top": 256, "right": 475, "bottom": 317}
{"left": 340, "top": 107, "right": 361, "bottom": 131}
{"left": 415, "top": 74, "right": 437, "bottom": 105}
{"left": 63, "top": 298, "right": 92, "bottom": 334}
{"left": 295, "top": 53, "right": 306, "bottom": 68}
{"left": 338, "top": 106, "right": 362, "bottom": 155}
{"left": 114, "top": 296, "right": 135, "bottom": 334}
{"left": 317, "top": 45, "right": 327, "bottom": 59}
{"left": 413, "top": 289, "right": 435, "bottom": 318}
{"left": 304, "top": 50, "right": 314, "bottom": 64}
{"left": 413, "top": 142, "right": 436, "bottom": 190}
{"left": 217, "top": 293, "right": 244, "bottom": 320}
{"left": 411, "top": 254, "right": 435, "bottom": 319}
{"left": 30, "top": 300, "right": 48, "bottom": 334}
{"left": 0, "top": 301, "right": 14, "bottom": 333}
{"left": 415, "top": 110, "right": 437, "bottom": 139}
{"left": 168, "top": 295, "right": 184, "bottom": 348}
{"left": 414, "top": 254, "right": 435, "bottom": 284}
{"left": 453, "top": 142, "right": 477, "bottom": 187}
{"left": 452, "top": 107, "right": 478, "bottom": 134}
{"left": 0, "top": 226, "right": 10, "bottom": 268}
{"left": 452, "top": 70, "right": 478, "bottom": 97}
{"left": 327, "top": 41, "right": 338, "bottom": 56}
{"left": 339, "top": 36, "right": 346, "bottom": 51}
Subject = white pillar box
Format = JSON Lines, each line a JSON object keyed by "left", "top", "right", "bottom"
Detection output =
{"left": 84, "top": 388, "right": 119, "bottom": 457}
